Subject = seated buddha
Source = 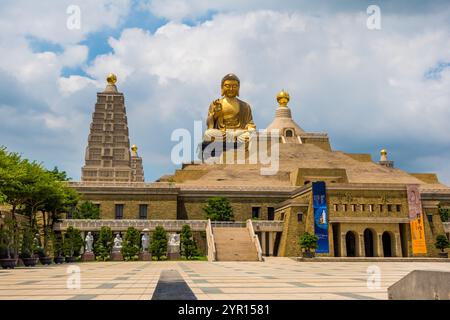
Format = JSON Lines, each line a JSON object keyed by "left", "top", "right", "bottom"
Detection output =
{"left": 203, "top": 73, "right": 256, "bottom": 143}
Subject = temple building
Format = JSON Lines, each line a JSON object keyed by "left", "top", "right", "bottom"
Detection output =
{"left": 62, "top": 74, "right": 450, "bottom": 260}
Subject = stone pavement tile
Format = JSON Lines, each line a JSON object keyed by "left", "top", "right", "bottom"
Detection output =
{"left": 96, "top": 283, "right": 118, "bottom": 289}
{"left": 68, "top": 294, "right": 98, "bottom": 300}
{"left": 289, "top": 282, "right": 314, "bottom": 287}
{"left": 116, "top": 295, "right": 143, "bottom": 300}
{"left": 199, "top": 287, "right": 223, "bottom": 294}
{"left": 334, "top": 292, "right": 378, "bottom": 300}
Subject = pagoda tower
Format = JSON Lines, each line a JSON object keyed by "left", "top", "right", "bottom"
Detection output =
{"left": 81, "top": 73, "right": 144, "bottom": 182}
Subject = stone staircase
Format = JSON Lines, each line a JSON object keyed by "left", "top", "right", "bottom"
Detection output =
{"left": 213, "top": 227, "right": 259, "bottom": 261}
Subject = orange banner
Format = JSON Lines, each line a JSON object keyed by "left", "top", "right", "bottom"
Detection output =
{"left": 407, "top": 185, "right": 427, "bottom": 254}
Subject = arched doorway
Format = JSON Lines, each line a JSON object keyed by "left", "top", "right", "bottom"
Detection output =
{"left": 345, "top": 231, "right": 357, "bottom": 257}
{"left": 382, "top": 232, "right": 392, "bottom": 257}
{"left": 364, "top": 229, "right": 375, "bottom": 257}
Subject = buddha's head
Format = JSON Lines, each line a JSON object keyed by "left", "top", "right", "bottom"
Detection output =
{"left": 221, "top": 73, "right": 240, "bottom": 98}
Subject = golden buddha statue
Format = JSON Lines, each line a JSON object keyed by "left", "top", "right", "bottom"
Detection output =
{"left": 204, "top": 73, "right": 256, "bottom": 143}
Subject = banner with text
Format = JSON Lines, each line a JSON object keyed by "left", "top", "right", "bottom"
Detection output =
{"left": 406, "top": 184, "right": 427, "bottom": 254}
{"left": 312, "top": 181, "right": 329, "bottom": 253}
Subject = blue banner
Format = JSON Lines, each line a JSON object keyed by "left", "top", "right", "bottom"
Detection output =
{"left": 312, "top": 181, "right": 329, "bottom": 253}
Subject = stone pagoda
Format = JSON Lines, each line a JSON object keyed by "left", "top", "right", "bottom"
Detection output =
{"left": 81, "top": 73, "right": 144, "bottom": 182}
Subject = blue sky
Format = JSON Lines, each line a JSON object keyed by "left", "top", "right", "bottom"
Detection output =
{"left": 0, "top": 0, "right": 450, "bottom": 185}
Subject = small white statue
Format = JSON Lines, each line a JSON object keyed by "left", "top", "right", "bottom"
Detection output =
{"left": 85, "top": 232, "right": 94, "bottom": 253}
{"left": 141, "top": 230, "right": 150, "bottom": 252}
{"left": 113, "top": 233, "right": 123, "bottom": 251}
{"left": 168, "top": 233, "right": 180, "bottom": 246}
{"left": 33, "top": 233, "right": 41, "bottom": 248}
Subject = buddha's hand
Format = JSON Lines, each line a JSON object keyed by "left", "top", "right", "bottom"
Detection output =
{"left": 212, "top": 99, "right": 222, "bottom": 113}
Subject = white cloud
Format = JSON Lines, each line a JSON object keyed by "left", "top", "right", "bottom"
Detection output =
{"left": 58, "top": 75, "right": 98, "bottom": 96}
{"left": 0, "top": 0, "right": 131, "bottom": 44}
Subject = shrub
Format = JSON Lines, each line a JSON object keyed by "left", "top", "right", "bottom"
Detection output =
{"left": 299, "top": 232, "right": 319, "bottom": 253}
{"left": 122, "top": 227, "right": 140, "bottom": 261}
{"left": 151, "top": 226, "right": 168, "bottom": 261}
{"left": 435, "top": 235, "right": 450, "bottom": 252}
{"left": 180, "top": 224, "right": 199, "bottom": 260}
{"left": 51, "top": 232, "right": 63, "bottom": 257}
{"left": 439, "top": 206, "right": 449, "bottom": 222}
{"left": 20, "top": 228, "right": 36, "bottom": 259}
{"left": 95, "top": 226, "right": 113, "bottom": 261}
{"left": 203, "top": 197, "right": 234, "bottom": 221}
{"left": 63, "top": 226, "right": 83, "bottom": 257}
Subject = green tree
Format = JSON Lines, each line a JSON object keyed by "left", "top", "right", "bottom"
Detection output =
{"left": 63, "top": 226, "right": 83, "bottom": 258}
{"left": 151, "top": 226, "right": 168, "bottom": 260}
{"left": 0, "top": 147, "right": 30, "bottom": 223}
{"left": 299, "top": 232, "right": 319, "bottom": 254}
{"left": 203, "top": 197, "right": 234, "bottom": 221}
{"left": 49, "top": 166, "right": 71, "bottom": 181}
{"left": 50, "top": 231, "right": 64, "bottom": 258}
{"left": 180, "top": 224, "right": 199, "bottom": 260}
{"left": 438, "top": 205, "right": 449, "bottom": 222}
{"left": 20, "top": 227, "right": 37, "bottom": 259}
{"left": 435, "top": 235, "right": 450, "bottom": 253}
{"left": 95, "top": 227, "right": 113, "bottom": 261}
{"left": 73, "top": 201, "right": 100, "bottom": 219}
{"left": 122, "top": 227, "right": 140, "bottom": 261}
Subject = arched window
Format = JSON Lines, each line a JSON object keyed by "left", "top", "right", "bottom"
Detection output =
{"left": 285, "top": 129, "right": 293, "bottom": 137}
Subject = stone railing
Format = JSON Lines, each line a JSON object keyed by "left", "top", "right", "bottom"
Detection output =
{"left": 211, "top": 221, "right": 246, "bottom": 228}
{"left": 54, "top": 219, "right": 207, "bottom": 232}
{"left": 67, "top": 181, "right": 177, "bottom": 188}
{"left": 251, "top": 220, "right": 284, "bottom": 232}
{"left": 206, "top": 219, "right": 216, "bottom": 262}
{"left": 53, "top": 219, "right": 284, "bottom": 233}
{"left": 247, "top": 219, "right": 263, "bottom": 262}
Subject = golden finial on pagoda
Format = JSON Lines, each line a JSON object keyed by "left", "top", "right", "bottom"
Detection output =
{"left": 380, "top": 149, "right": 388, "bottom": 161}
{"left": 131, "top": 144, "right": 138, "bottom": 156}
{"left": 276, "top": 89, "right": 290, "bottom": 107}
{"left": 106, "top": 73, "right": 117, "bottom": 85}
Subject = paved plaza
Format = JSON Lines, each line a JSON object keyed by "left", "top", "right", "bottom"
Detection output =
{"left": 0, "top": 258, "right": 449, "bottom": 300}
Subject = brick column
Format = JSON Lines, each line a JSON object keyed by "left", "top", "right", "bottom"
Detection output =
{"left": 376, "top": 234, "right": 383, "bottom": 257}
{"left": 268, "top": 232, "right": 274, "bottom": 256}
{"left": 394, "top": 233, "right": 402, "bottom": 257}
{"left": 341, "top": 233, "right": 347, "bottom": 257}
{"left": 358, "top": 233, "right": 365, "bottom": 257}
{"left": 261, "top": 232, "right": 267, "bottom": 256}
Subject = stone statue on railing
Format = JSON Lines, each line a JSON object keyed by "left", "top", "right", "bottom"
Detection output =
{"left": 85, "top": 232, "right": 94, "bottom": 253}
{"left": 139, "top": 228, "right": 151, "bottom": 261}
{"left": 113, "top": 233, "right": 123, "bottom": 251}
{"left": 141, "top": 229, "right": 150, "bottom": 252}
{"left": 167, "top": 233, "right": 181, "bottom": 260}
{"left": 81, "top": 231, "right": 96, "bottom": 262}
{"left": 111, "top": 233, "right": 124, "bottom": 261}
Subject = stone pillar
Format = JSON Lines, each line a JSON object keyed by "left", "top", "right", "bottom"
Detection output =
{"left": 358, "top": 233, "right": 365, "bottom": 257}
{"left": 376, "top": 234, "right": 383, "bottom": 257}
{"left": 340, "top": 233, "right": 347, "bottom": 257}
{"left": 394, "top": 233, "right": 402, "bottom": 257}
{"left": 268, "top": 232, "right": 274, "bottom": 256}
{"left": 261, "top": 232, "right": 267, "bottom": 256}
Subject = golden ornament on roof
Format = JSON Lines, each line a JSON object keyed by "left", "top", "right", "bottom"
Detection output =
{"left": 107, "top": 73, "right": 117, "bottom": 85}
{"left": 276, "top": 90, "right": 290, "bottom": 107}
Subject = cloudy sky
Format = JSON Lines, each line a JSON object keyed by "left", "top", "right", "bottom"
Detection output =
{"left": 0, "top": 0, "right": 449, "bottom": 184}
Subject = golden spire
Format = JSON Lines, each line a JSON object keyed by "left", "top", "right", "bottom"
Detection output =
{"left": 131, "top": 144, "right": 138, "bottom": 156}
{"left": 276, "top": 89, "right": 290, "bottom": 107}
{"left": 380, "top": 149, "right": 388, "bottom": 161}
{"left": 107, "top": 73, "right": 117, "bottom": 85}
